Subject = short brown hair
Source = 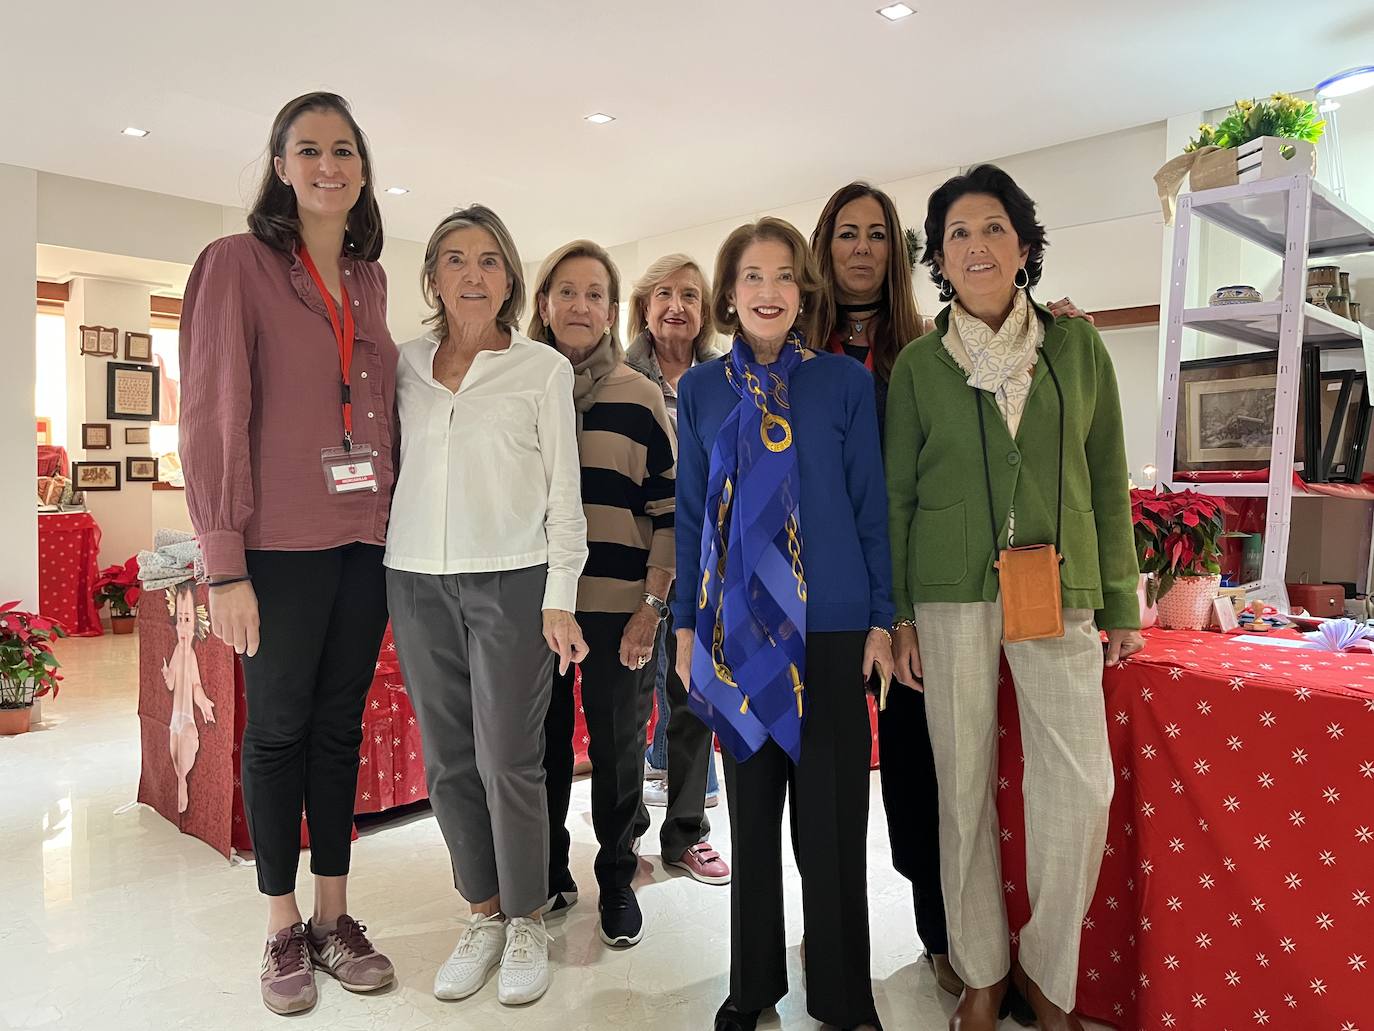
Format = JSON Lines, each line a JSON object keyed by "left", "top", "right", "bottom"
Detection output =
{"left": 420, "top": 205, "right": 526, "bottom": 342}
{"left": 247, "top": 92, "right": 383, "bottom": 261}
{"left": 712, "top": 218, "right": 826, "bottom": 347}
{"left": 627, "top": 254, "right": 714, "bottom": 350}
{"left": 526, "top": 240, "right": 624, "bottom": 351}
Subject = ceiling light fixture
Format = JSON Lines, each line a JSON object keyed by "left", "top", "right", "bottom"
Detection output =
{"left": 384, "top": 186, "right": 410, "bottom": 195}
{"left": 1316, "top": 66, "right": 1374, "bottom": 99}
{"left": 585, "top": 112, "right": 616, "bottom": 125}
{"left": 121, "top": 127, "right": 150, "bottom": 138}
{"left": 876, "top": 3, "right": 915, "bottom": 21}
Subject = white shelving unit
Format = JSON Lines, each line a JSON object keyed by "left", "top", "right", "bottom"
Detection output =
{"left": 1155, "top": 175, "right": 1374, "bottom": 607}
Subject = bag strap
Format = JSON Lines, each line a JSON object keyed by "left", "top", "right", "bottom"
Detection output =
{"left": 971, "top": 347, "right": 1067, "bottom": 559}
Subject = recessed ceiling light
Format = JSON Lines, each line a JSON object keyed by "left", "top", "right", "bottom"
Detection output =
{"left": 876, "top": 3, "right": 915, "bottom": 20}
{"left": 585, "top": 112, "right": 616, "bottom": 125}
{"left": 121, "top": 126, "right": 150, "bottom": 138}
{"left": 384, "top": 186, "right": 410, "bottom": 195}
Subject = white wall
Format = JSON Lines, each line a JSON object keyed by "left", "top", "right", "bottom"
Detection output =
{"left": 1, "top": 164, "right": 40, "bottom": 608}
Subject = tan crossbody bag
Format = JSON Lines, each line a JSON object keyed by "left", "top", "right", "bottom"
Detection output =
{"left": 973, "top": 351, "right": 1066, "bottom": 643}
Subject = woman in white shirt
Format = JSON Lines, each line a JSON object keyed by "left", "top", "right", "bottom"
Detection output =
{"left": 384, "top": 204, "right": 588, "bottom": 1008}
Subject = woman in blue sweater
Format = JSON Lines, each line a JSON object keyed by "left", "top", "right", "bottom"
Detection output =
{"left": 673, "top": 217, "right": 894, "bottom": 1031}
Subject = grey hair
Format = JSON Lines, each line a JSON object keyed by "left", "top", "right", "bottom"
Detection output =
{"left": 420, "top": 204, "right": 526, "bottom": 340}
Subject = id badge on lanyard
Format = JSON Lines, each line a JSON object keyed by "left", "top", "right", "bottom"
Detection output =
{"left": 300, "top": 246, "right": 377, "bottom": 496}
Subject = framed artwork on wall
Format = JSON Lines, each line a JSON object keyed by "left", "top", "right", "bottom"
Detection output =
{"left": 81, "top": 423, "right": 112, "bottom": 450}
{"left": 79, "top": 324, "right": 119, "bottom": 357}
{"left": 106, "top": 362, "right": 160, "bottom": 421}
{"left": 124, "top": 426, "right": 150, "bottom": 445}
{"left": 124, "top": 331, "right": 153, "bottom": 362}
{"left": 126, "top": 457, "right": 159, "bottom": 482}
{"left": 72, "top": 462, "right": 121, "bottom": 491}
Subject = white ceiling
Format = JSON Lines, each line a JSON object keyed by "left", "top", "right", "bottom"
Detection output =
{"left": 3, "top": 1, "right": 1373, "bottom": 258}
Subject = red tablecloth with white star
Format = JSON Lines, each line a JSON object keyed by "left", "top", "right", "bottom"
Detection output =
{"left": 996, "top": 627, "right": 1374, "bottom": 1031}
{"left": 37, "top": 511, "right": 103, "bottom": 637}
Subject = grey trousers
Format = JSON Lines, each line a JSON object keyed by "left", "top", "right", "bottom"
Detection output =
{"left": 913, "top": 603, "right": 1113, "bottom": 1013}
{"left": 387, "top": 565, "right": 555, "bottom": 918}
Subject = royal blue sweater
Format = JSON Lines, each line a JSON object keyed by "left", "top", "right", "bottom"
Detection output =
{"left": 672, "top": 350, "right": 895, "bottom": 633}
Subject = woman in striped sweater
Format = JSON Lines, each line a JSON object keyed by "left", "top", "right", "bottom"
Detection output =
{"left": 532, "top": 240, "right": 677, "bottom": 951}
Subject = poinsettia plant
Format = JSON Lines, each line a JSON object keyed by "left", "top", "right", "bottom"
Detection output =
{"left": 93, "top": 556, "right": 142, "bottom": 617}
{"left": 0, "top": 602, "right": 66, "bottom": 708}
{"left": 1131, "top": 488, "right": 1231, "bottom": 602}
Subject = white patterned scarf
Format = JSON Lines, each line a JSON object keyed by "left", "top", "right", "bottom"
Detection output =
{"left": 943, "top": 289, "right": 1044, "bottom": 438}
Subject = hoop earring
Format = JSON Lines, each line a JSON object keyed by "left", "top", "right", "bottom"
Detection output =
{"left": 1014, "top": 267, "right": 1030, "bottom": 290}
{"left": 938, "top": 277, "right": 955, "bottom": 302}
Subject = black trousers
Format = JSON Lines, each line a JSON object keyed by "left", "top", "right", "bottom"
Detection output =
{"left": 658, "top": 612, "right": 714, "bottom": 860}
{"left": 725, "top": 631, "right": 877, "bottom": 1027}
{"left": 544, "top": 611, "right": 654, "bottom": 893}
{"left": 877, "top": 683, "right": 950, "bottom": 953}
{"left": 239, "top": 544, "right": 389, "bottom": 896}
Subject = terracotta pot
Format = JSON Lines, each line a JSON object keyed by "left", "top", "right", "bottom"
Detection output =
{"left": 1156, "top": 574, "right": 1222, "bottom": 631}
{"left": 1138, "top": 574, "right": 1159, "bottom": 630}
{"left": 0, "top": 705, "right": 31, "bottom": 736}
{"left": 111, "top": 614, "right": 136, "bottom": 635}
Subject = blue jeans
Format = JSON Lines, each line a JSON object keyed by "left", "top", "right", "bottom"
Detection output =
{"left": 645, "top": 621, "right": 718, "bottom": 795}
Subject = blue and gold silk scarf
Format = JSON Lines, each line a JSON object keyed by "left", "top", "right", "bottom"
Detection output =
{"left": 688, "top": 332, "right": 808, "bottom": 763}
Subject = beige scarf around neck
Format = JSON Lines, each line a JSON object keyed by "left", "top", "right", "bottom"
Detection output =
{"left": 943, "top": 289, "right": 1044, "bottom": 437}
{"left": 567, "top": 330, "right": 622, "bottom": 422}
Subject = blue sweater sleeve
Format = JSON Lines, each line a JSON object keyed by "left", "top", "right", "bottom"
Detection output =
{"left": 843, "top": 367, "right": 895, "bottom": 628}
{"left": 672, "top": 370, "right": 710, "bottom": 628}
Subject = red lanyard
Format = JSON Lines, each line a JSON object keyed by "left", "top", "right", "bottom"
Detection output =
{"left": 827, "top": 329, "right": 874, "bottom": 371}
{"left": 299, "top": 245, "right": 357, "bottom": 449}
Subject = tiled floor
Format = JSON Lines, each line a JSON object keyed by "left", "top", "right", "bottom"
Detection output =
{"left": 0, "top": 633, "right": 1109, "bottom": 1030}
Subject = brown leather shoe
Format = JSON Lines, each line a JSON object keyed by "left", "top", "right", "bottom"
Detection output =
{"left": 949, "top": 977, "right": 1008, "bottom": 1031}
{"left": 927, "top": 952, "right": 964, "bottom": 997}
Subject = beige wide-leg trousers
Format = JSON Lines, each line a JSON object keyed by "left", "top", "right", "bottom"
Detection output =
{"left": 913, "top": 602, "right": 1113, "bottom": 1012}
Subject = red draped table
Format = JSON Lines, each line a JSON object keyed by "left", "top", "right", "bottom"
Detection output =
{"left": 37, "top": 511, "right": 103, "bottom": 636}
{"left": 995, "top": 627, "right": 1374, "bottom": 1030}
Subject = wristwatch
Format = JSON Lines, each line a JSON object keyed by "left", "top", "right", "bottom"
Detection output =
{"left": 643, "top": 593, "right": 670, "bottom": 621}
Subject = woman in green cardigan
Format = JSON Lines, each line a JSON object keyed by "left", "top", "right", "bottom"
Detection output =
{"left": 886, "top": 164, "right": 1143, "bottom": 1031}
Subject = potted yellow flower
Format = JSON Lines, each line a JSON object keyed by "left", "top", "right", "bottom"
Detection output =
{"left": 1186, "top": 93, "right": 1324, "bottom": 189}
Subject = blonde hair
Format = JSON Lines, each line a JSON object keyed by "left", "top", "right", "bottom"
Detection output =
{"left": 420, "top": 204, "right": 526, "bottom": 342}
{"left": 628, "top": 254, "right": 714, "bottom": 351}
{"left": 526, "top": 239, "right": 624, "bottom": 351}
{"left": 712, "top": 218, "right": 827, "bottom": 346}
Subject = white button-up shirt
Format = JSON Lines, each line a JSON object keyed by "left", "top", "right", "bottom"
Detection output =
{"left": 384, "top": 329, "right": 587, "bottom": 612}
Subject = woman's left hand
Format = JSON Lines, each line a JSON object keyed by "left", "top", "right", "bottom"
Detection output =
{"left": 862, "top": 628, "right": 895, "bottom": 685}
{"left": 1105, "top": 628, "right": 1145, "bottom": 666}
{"left": 619, "top": 605, "right": 660, "bottom": 671}
{"left": 1047, "top": 296, "right": 1095, "bottom": 324}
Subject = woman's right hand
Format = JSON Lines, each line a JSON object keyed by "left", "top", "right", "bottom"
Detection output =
{"left": 543, "top": 609, "right": 589, "bottom": 675}
{"left": 674, "top": 627, "right": 694, "bottom": 690}
{"left": 208, "top": 581, "right": 260, "bottom": 657}
{"left": 893, "top": 623, "right": 924, "bottom": 691}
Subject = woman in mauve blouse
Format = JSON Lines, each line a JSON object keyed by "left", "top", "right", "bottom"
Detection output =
{"left": 179, "top": 92, "right": 398, "bottom": 1018}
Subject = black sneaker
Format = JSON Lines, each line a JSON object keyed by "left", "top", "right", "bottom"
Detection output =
{"left": 598, "top": 886, "right": 643, "bottom": 947}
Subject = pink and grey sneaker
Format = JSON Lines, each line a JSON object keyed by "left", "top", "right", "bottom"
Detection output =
{"left": 307, "top": 914, "right": 395, "bottom": 993}
{"left": 261, "top": 922, "right": 317, "bottom": 1015}
{"left": 665, "top": 841, "right": 731, "bottom": 885}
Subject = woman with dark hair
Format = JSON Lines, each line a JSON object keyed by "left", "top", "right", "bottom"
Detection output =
{"left": 886, "top": 164, "right": 1143, "bottom": 1031}
{"left": 180, "top": 92, "right": 396, "bottom": 1015}
{"left": 675, "top": 217, "right": 892, "bottom": 1031}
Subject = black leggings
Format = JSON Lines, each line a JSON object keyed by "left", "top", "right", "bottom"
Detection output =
{"left": 239, "top": 544, "right": 389, "bottom": 896}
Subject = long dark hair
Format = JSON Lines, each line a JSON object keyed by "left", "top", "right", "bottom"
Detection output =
{"left": 247, "top": 92, "right": 384, "bottom": 261}
{"left": 810, "top": 182, "right": 924, "bottom": 383}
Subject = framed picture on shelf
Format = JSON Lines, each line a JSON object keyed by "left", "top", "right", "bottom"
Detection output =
{"left": 124, "top": 426, "right": 150, "bottom": 445}
{"left": 106, "top": 362, "right": 160, "bottom": 421}
{"left": 124, "top": 331, "right": 153, "bottom": 363}
{"left": 1322, "top": 372, "right": 1371, "bottom": 483}
{"left": 125, "top": 456, "right": 158, "bottom": 482}
{"left": 81, "top": 423, "right": 112, "bottom": 450}
{"left": 72, "top": 462, "right": 121, "bottom": 492}
{"left": 1174, "top": 350, "right": 1316, "bottom": 475}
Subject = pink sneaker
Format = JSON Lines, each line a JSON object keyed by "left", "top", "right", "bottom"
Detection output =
{"left": 666, "top": 841, "right": 731, "bottom": 885}
{"left": 260, "top": 922, "right": 317, "bottom": 1015}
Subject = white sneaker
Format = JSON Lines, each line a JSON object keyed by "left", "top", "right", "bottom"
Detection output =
{"left": 643, "top": 779, "right": 668, "bottom": 806}
{"left": 644, "top": 761, "right": 666, "bottom": 782}
{"left": 433, "top": 913, "right": 506, "bottom": 1000}
{"left": 498, "top": 916, "right": 550, "bottom": 1005}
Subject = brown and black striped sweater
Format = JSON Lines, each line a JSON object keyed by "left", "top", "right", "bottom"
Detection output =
{"left": 575, "top": 363, "right": 676, "bottom": 613}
